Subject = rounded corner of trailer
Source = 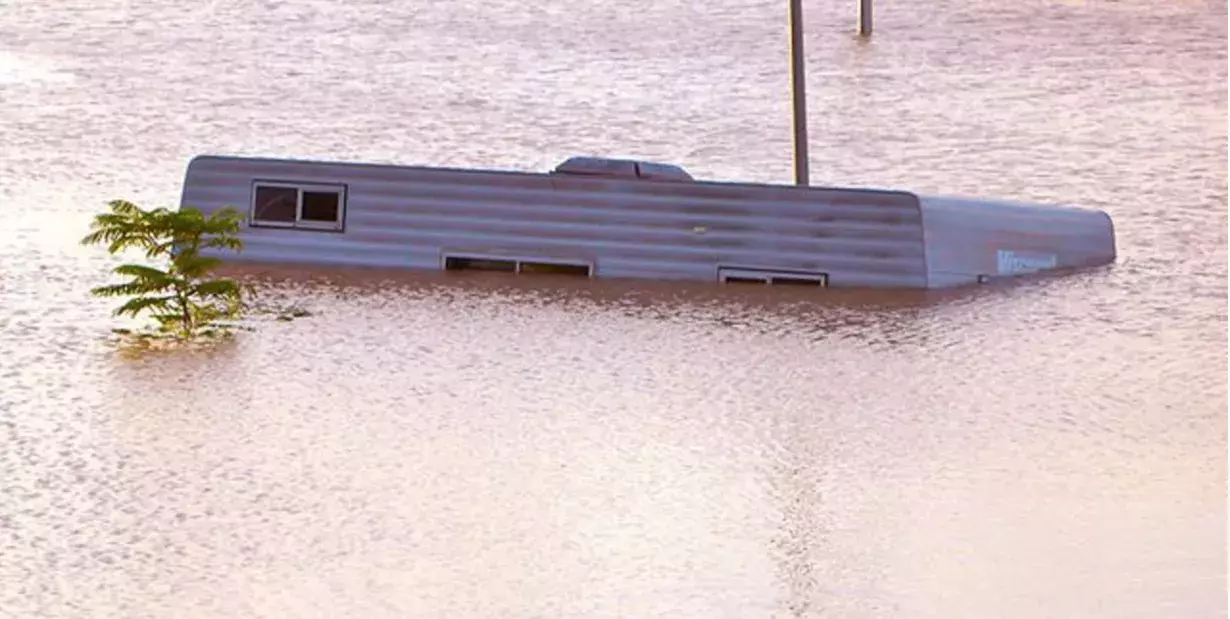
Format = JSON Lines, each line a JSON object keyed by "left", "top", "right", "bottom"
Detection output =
{"left": 1102, "top": 210, "right": 1118, "bottom": 261}
{"left": 184, "top": 153, "right": 212, "bottom": 171}
{"left": 1098, "top": 207, "right": 1117, "bottom": 233}
{"left": 1077, "top": 206, "right": 1118, "bottom": 266}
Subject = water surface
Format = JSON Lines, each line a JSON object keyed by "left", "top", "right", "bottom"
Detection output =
{"left": 0, "top": 0, "right": 1225, "bottom": 617}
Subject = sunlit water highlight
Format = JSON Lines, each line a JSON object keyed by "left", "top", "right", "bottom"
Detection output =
{"left": 0, "top": 0, "right": 1225, "bottom": 616}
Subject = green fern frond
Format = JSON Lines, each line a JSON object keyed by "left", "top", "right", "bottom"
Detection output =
{"left": 172, "top": 253, "right": 223, "bottom": 278}
{"left": 90, "top": 282, "right": 157, "bottom": 297}
{"left": 111, "top": 264, "right": 173, "bottom": 282}
{"left": 113, "top": 294, "right": 179, "bottom": 318}
{"left": 202, "top": 236, "right": 245, "bottom": 252}
{"left": 191, "top": 278, "right": 241, "bottom": 297}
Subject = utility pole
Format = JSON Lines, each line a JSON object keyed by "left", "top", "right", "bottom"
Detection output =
{"left": 858, "top": 0, "right": 873, "bottom": 36}
{"left": 788, "top": 0, "right": 809, "bottom": 186}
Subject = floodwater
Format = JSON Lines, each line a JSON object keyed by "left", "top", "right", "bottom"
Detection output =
{"left": 0, "top": 0, "right": 1226, "bottom": 616}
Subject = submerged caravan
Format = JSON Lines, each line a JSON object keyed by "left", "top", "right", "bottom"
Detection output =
{"left": 178, "top": 154, "right": 1116, "bottom": 289}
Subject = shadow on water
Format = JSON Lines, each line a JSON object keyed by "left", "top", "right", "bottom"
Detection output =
{"left": 217, "top": 261, "right": 986, "bottom": 310}
{"left": 214, "top": 260, "right": 1106, "bottom": 348}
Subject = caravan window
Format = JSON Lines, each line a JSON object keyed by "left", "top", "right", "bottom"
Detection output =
{"left": 253, "top": 186, "right": 297, "bottom": 222}
{"left": 251, "top": 182, "right": 346, "bottom": 231}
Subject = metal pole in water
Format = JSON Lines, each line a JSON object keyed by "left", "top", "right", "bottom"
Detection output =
{"left": 858, "top": 0, "right": 873, "bottom": 36}
{"left": 788, "top": 0, "right": 809, "bottom": 186}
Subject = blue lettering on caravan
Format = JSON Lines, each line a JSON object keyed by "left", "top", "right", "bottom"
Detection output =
{"left": 996, "top": 250, "right": 1058, "bottom": 275}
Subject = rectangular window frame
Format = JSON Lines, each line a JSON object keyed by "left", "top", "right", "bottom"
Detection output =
{"left": 717, "top": 266, "right": 828, "bottom": 287}
{"left": 250, "top": 180, "right": 348, "bottom": 232}
{"left": 440, "top": 252, "right": 595, "bottom": 278}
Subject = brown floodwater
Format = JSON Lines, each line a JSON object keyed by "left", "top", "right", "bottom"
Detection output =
{"left": 0, "top": 0, "right": 1226, "bottom": 616}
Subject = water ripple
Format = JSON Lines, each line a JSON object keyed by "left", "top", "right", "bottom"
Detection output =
{"left": 0, "top": 0, "right": 1225, "bottom": 616}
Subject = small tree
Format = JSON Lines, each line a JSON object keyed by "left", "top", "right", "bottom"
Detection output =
{"left": 82, "top": 199, "right": 246, "bottom": 339}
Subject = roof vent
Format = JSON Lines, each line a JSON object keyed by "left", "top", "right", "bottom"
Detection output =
{"left": 551, "top": 156, "right": 694, "bottom": 182}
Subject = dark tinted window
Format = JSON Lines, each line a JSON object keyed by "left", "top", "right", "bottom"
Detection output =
{"left": 253, "top": 186, "right": 297, "bottom": 222}
{"left": 301, "top": 191, "right": 340, "bottom": 223}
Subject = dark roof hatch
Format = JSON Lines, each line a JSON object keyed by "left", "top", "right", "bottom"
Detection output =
{"left": 550, "top": 156, "right": 694, "bottom": 182}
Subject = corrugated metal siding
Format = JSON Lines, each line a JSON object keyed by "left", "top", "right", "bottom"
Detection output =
{"left": 180, "top": 155, "right": 930, "bottom": 288}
